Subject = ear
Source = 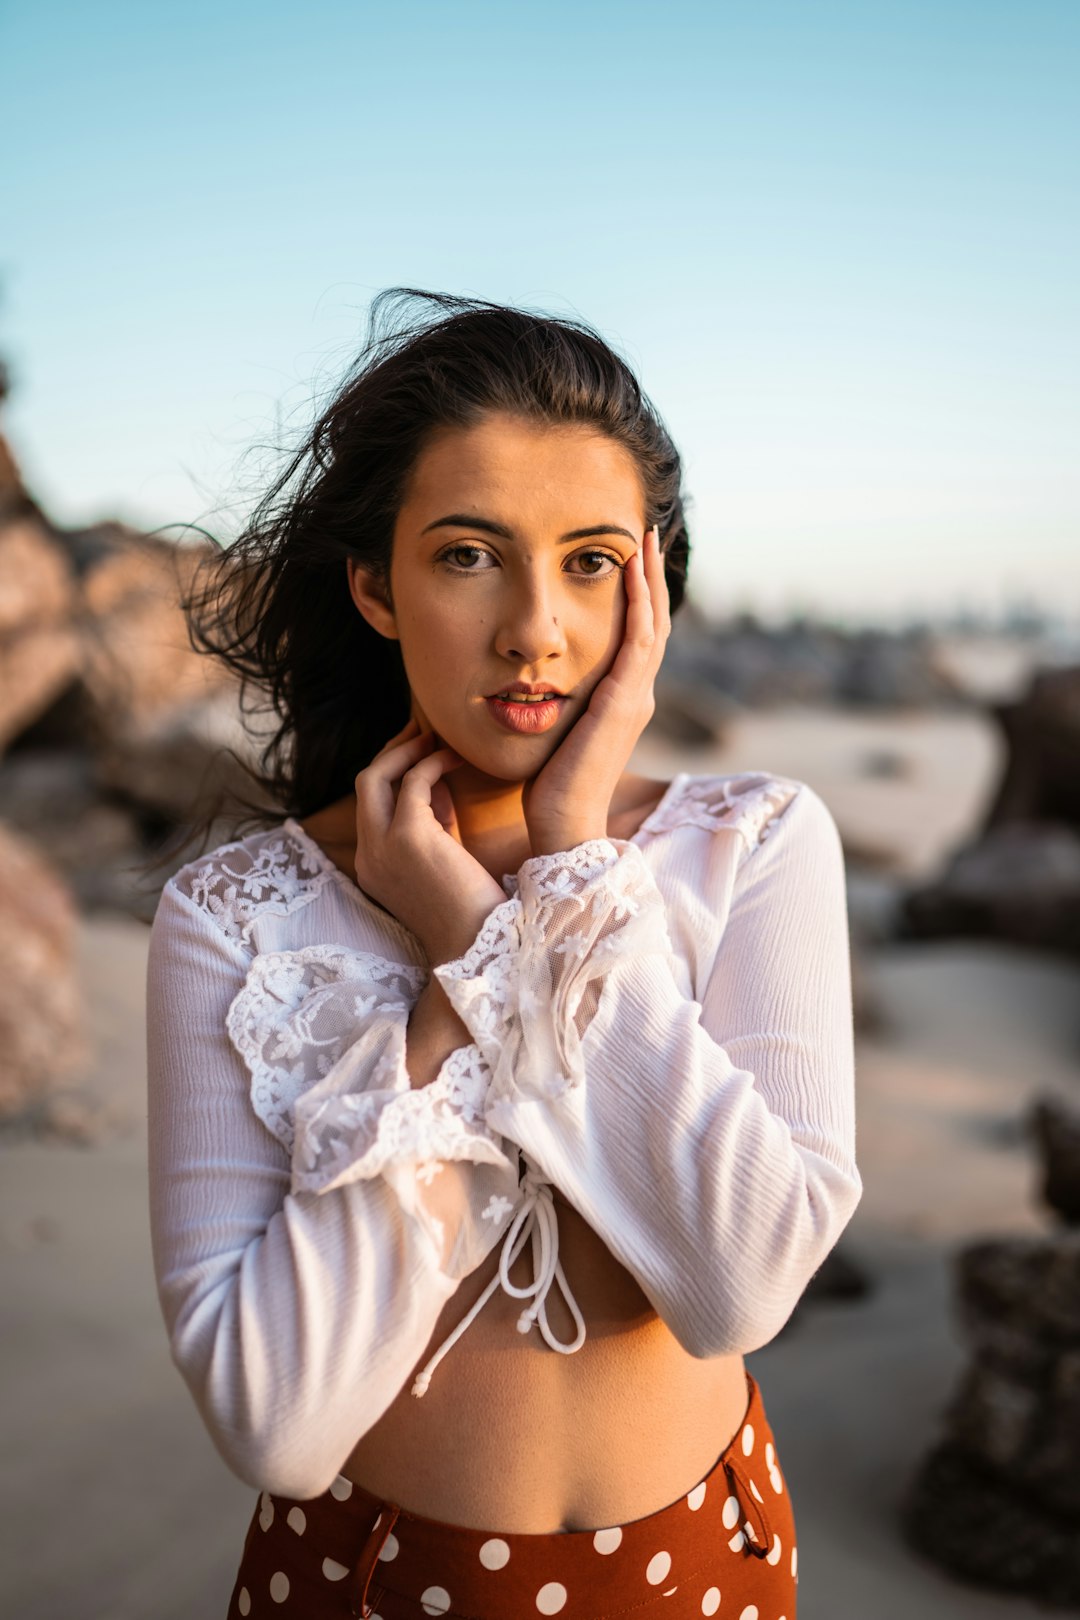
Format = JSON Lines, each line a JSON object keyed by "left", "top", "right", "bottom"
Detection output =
{"left": 347, "top": 558, "right": 399, "bottom": 641}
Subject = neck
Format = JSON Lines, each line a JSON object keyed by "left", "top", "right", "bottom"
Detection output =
{"left": 446, "top": 764, "right": 533, "bottom": 872}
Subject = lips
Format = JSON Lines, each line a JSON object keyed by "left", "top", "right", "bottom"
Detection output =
{"left": 484, "top": 693, "right": 566, "bottom": 734}
{"left": 487, "top": 685, "right": 564, "bottom": 699}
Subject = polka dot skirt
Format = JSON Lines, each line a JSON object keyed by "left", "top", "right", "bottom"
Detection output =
{"left": 226, "top": 1371, "right": 797, "bottom": 1618}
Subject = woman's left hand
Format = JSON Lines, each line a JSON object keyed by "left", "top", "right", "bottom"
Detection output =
{"left": 522, "top": 524, "right": 671, "bottom": 856}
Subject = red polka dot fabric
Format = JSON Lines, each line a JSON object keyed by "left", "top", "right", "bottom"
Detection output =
{"left": 226, "top": 1372, "right": 797, "bottom": 1618}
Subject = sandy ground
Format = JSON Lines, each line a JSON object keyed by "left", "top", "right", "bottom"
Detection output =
{"left": 2, "top": 710, "right": 1077, "bottom": 1618}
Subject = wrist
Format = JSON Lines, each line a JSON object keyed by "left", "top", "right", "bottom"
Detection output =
{"left": 420, "top": 901, "right": 503, "bottom": 970}
{"left": 528, "top": 827, "right": 609, "bottom": 858}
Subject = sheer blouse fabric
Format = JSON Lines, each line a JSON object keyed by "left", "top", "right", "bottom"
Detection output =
{"left": 146, "top": 771, "right": 862, "bottom": 1500}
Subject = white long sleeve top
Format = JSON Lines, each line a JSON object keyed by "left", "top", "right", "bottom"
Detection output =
{"left": 146, "top": 770, "right": 862, "bottom": 1501}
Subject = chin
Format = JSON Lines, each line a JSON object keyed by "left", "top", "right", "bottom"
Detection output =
{"left": 454, "top": 727, "right": 563, "bottom": 782}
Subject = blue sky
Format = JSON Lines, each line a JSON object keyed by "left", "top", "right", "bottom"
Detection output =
{"left": 4, "top": 0, "right": 1078, "bottom": 623}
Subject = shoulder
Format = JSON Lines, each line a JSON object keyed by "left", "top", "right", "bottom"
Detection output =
{"left": 649, "top": 770, "right": 835, "bottom": 857}
{"left": 159, "top": 819, "right": 340, "bottom": 951}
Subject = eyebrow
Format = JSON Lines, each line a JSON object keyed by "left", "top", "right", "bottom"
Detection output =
{"left": 420, "top": 514, "right": 639, "bottom": 545}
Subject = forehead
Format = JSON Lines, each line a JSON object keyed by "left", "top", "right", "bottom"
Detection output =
{"left": 400, "top": 412, "right": 645, "bottom": 522}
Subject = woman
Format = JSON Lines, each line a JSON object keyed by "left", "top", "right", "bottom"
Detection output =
{"left": 147, "top": 289, "right": 862, "bottom": 1619}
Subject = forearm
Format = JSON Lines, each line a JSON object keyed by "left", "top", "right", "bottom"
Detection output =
{"left": 405, "top": 976, "right": 473, "bottom": 1090}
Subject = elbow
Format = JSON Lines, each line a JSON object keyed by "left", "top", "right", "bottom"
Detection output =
{"left": 210, "top": 1426, "right": 340, "bottom": 1503}
{"left": 166, "top": 1297, "right": 373, "bottom": 1503}
{"left": 171, "top": 1344, "right": 359, "bottom": 1501}
{"left": 670, "top": 1163, "right": 865, "bottom": 1360}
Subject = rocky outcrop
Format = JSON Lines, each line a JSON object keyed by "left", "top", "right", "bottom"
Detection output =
{"left": 0, "top": 821, "right": 85, "bottom": 1119}
{"left": 902, "top": 665, "right": 1080, "bottom": 955}
{"left": 0, "top": 381, "right": 266, "bottom": 916}
{"left": 902, "top": 1094, "right": 1080, "bottom": 1608}
{"left": 984, "top": 666, "right": 1080, "bottom": 830}
{"left": 1032, "top": 1097, "right": 1080, "bottom": 1227}
{"left": 648, "top": 612, "right": 961, "bottom": 744}
{"left": 902, "top": 1234, "right": 1080, "bottom": 1607}
{"left": 902, "top": 822, "right": 1080, "bottom": 954}
{"left": 0, "top": 520, "right": 82, "bottom": 749}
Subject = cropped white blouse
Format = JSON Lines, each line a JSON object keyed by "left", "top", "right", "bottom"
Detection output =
{"left": 146, "top": 771, "right": 862, "bottom": 1501}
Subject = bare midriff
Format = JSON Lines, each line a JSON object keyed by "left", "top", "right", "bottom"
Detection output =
{"left": 305, "top": 774, "right": 750, "bottom": 1534}
{"left": 340, "top": 1193, "right": 750, "bottom": 1534}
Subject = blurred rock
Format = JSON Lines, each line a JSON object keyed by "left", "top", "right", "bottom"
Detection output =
{"left": 985, "top": 665, "right": 1080, "bottom": 830}
{"left": 802, "top": 1245, "right": 873, "bottom": 1302}
{"left": 78, "top": 532, "right": 229, "bottom": 728}
{"left": 1030, "top": 1095, "right": 1080, "bottom": 1228}
{"left": 0, "top": 820, "right": 86, "bottom": 1118}
{"left": 650, "top": 671, "right": 737, "bottom": 747}
{"left": 903, "top": 1233, "right": 1080, "bottom": 1605}
{"left": 653, "top": 613, "right": 960, "bottom": 718}
{"left": 902, "top": 823, "right": 1080, "bottom": 954}
{"left": 0, "top": 750, "right": 148, "bottom": 911}
{"left": 903, "top": 665, "right": 1080, "bottom": 956}
{"left": 96, "top": 686, "right": 264, "bottom": 821}
{"left": 0, "top": 521, "right": 82, "bottom": 748}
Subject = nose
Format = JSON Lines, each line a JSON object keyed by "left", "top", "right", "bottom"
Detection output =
{"left": 493, "top": 570, "right": 568, "bottom": 665}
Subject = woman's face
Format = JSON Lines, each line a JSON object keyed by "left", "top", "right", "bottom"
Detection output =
{"left": 349, "top": 410, "right": 649, "bottom": 781}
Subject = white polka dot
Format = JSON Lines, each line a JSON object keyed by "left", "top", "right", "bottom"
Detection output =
{"left": 749, "top": 1479, "right": 763, "bottom": 1503}
{"left": 593, "top": 1525, "right": 623, "bottom": 1554}
{"left": 238, "top": 1589, "right": 251, "bottom": 1617}
{"left": 767, "top": 1533, "right": 782, "bottom": 1566}
{"left": 258, "top": 1492, "right": 274, "bottom": 1531}
{"left": 701, "top": 1588, "right": 721, "bottom": 1616}
{"left": 378, "top": 1532, "right": 400, "bottom": 1562}
{"left": 421, "top": 1588, "right": 451, "bottom": 1616}
{"left": 646, "top": 1550, "right": 672, "bottom": 1585}
{"left": 765, "top": 1441, "right": 775, "bottom": 1470}
{"left": 728, "top": 1530, "right": 746, "bottom": 1553}
{"left": 322, "top": 1557, "right": 349, "bottom": 1581}
{"left": 479, "top": 1538, "right": 511, "bottom": 1570}
{"left": 535, "top": 1581, "right": 568, "bottom": 1614}
{"left": 741, "top": 1423, "right": 755, "bottom": 1456}
{"left": 663, "top": 1587, "right": 678, "bottom": 1597}
{"left": 721, "top": 1494, "right": 741, "bottom": 1530}
{"left": 286, "top": 1506, "right": 306, "bottom": 1535}
{"left": 329, "top": 1475, "right": 353, "bottom": 1500}
{"left": 744, "top": 1520, "right": 759, "bottom": 1543}
{"left": 791, "top": 1544, "right": 798, "bottom": 1579}
{"left": 687, "top": 1481, "right": 707, "bottom": 1511}
{"left": 269, "top": 1571, "right": 290, "bottom": 1603}
{"left": 373, "top": 1512, "right": 382, "bottom": 1529}
{"left": 769, "top": 1465, "right": 784, "bottom": 1495}
{"left": 739, "top": 1608, "right": 759, "bottom": 1620}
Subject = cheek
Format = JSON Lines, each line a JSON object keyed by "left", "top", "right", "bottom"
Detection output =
{"left": 576, "top": 592, "right": 626, "bottom": 677}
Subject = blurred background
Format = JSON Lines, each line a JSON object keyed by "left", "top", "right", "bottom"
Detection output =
{"left": 2, "top": 2, "right": 1078, "bottom": 1615}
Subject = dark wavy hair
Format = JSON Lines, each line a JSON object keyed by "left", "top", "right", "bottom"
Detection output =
{"left": 184, "top": 288, "right": 692, "bottom": 823}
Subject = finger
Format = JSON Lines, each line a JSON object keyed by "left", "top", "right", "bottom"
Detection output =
{"left": 394, "top": 746, "right": 465, "bottom": 821}
{"left": 356, "top": 728, "right": 437, "bottom": 827}
{"left": 645, "top": 524, "right": 672, "bottom": 647}
{"left": 622, "top": 537, "right": 656, "bottom": 657}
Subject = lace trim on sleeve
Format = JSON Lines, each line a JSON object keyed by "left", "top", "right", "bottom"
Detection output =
{"left": 226, "top": 943, "right": 514, "bottom": 1201}
{"left": 436, "top": 839, "right": 676, "bottom": 1105}
{"left": 174, "top": 828, "right": 341, "bottom": 948}
{"left": 431, "top": 897, "right": 523, "bottom": 1073}
{"left": 291, "top": 1034, "right": 513, "bottom": 1196}
{"left": 226, "top": 944, "right": 426, "bottom": 1152}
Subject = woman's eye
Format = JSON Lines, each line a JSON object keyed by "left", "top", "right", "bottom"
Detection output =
{"left": 569, "top": 550, "right": 623, "bottom": 580}
{"left": 441, "top": 545, "right": 495, "bottom": 570}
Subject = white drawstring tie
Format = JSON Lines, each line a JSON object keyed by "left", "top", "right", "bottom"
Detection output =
{"left": 411, "top": 1160, "right": 586, "bottom": 1397}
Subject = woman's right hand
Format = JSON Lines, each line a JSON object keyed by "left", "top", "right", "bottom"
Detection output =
{"left": 353, "top": 717, "right": 508, "bottom": 967}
